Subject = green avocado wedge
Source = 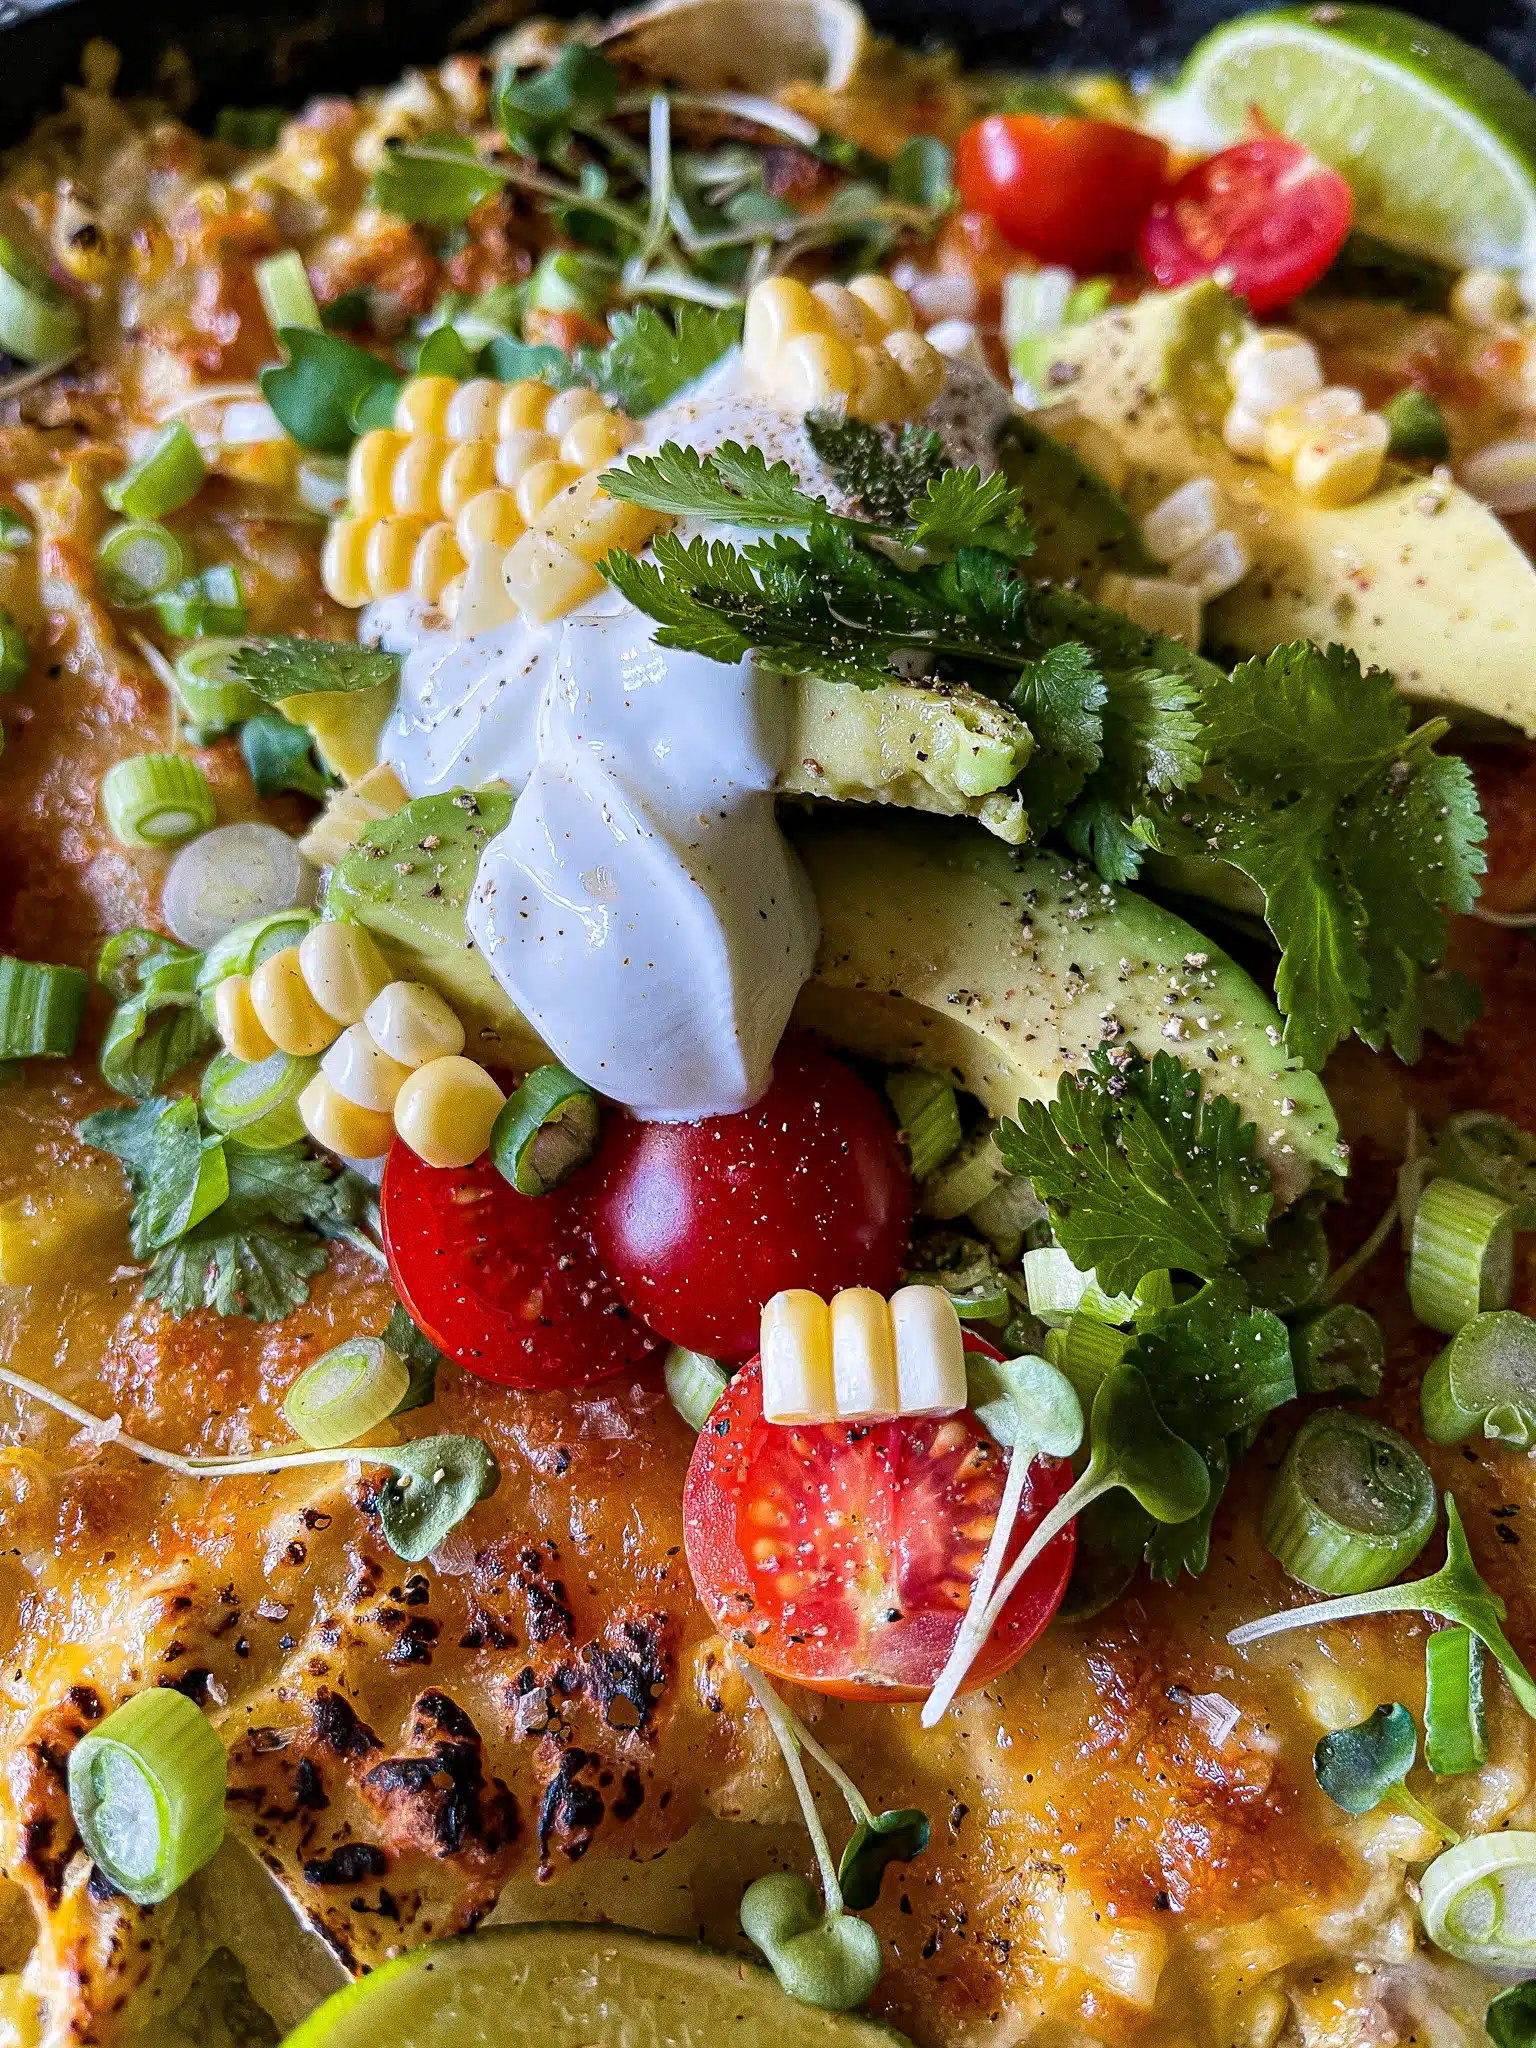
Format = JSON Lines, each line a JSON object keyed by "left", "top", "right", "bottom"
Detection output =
{"left": 281, "top": 1924, "right": 916, "bottom": 2048}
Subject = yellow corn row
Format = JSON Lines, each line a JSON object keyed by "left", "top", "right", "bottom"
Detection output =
{"left": 742, "top": 273, "right": 946, "bottom": 423}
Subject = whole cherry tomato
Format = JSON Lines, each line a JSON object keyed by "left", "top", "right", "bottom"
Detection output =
{"left": 587, "top": 1035, "right": 912, "bottom": 1360}
{"left": 955, "top": 112, "right": 1169, "bottom": 269}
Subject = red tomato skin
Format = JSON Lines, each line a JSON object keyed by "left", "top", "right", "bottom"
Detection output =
{"left": 1138, "top": 136, "right": 1354, "bottom": 315}
{"left": 380, "top": 1140, "right": 662, "bottom": 1390}
{"left": 955, "top": 114, "right": 1168, "bottom": 269}
{"left": 683, "top": 1348, "right": 1076, "bottom": 1701}
{"left": 587, "top": 1036, "right": 913, "bottom": 1361}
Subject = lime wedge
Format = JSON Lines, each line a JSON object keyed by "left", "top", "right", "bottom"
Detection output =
{"left": 281, "top": 1924, "right": 917, "bottom": 2047}
{"left": 1147, "top": 5, "right": 1536, "bottom": 271}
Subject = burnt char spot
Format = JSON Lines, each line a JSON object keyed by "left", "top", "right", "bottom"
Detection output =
{"left": 302, "top": 1841, "right": 389, "bottom": 1886}
{"left": 360, "top": 1692, "right": 518, "bottom": 1866}
{"left": 159, "top": 1668, "right": 215, "bottom": 1705}
{"left": 22, "top": 1817, "right": 71, "bottom": 1908}
{"left": 294, "top": 1759, "right": 329, "bottom": 1811}
{"left": 413, "top": 1691, "right": 477, "bottom": 1744}
{"left": 66, "top": 1687, "right": 103, "bottom": 1721}
{"left": 310, "top": 1690, "right": 382, "bottom": 1760}
{"left": 383, "top": 1617, "right": 441, "bottom": 1668}
{"left": 537, "top": 1748, "right": 605, "bottom": 1864}
{"left": 518, "top": 1563, "right": 574, "bottom": 1646}
{"left": 86, "top": 1863, "right": 121, "bottom": 1904}
{"left": 612, "top": 1769, "right": 645, "bottom": 1822}
{"left": 459, "top": 1605, "right": 518, "bottom": 1652}
{"left": 581, "top": 1615, "right": 670, "bottom": 1732}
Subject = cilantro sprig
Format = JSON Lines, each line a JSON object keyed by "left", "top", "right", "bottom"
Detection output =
{"left": 225, "top": 636, "right": 400, "bottom": 700}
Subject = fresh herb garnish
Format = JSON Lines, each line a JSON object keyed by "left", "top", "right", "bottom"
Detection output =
{"left": 804, "top": 414, "right": 946, "bottom": 523}
{"left": 96, "top": 930, "right": 216, "bottom": 1101}
{"left": 585, "top": 303, "right": 743, "bottom": 415}
{"left": 1313, "top": 1703, "right": 1457, "bottom": 1843}
{"left": 225, "top": 635, "right": 400, "bottom": 700}
{"left": 1489, "top": 1981, "right": 1536, "bottom": 2048}
{"left": 888, "top": 134, "right": 954, "bottom": 210}
{"left": 370, "top": 132, "right": 501, "bottom": 227}
{"left": 240, "top": 714, "right": 331, "bottom": 800}
{"left": 495, "top": 44, "right": 621, "bottom": 162}
{"left": 836, "top": 1810, "right": 932, "bottom": 1911}
{"left": 384, "top": 1302, "right": 445, "bottom": 1413}
{"left": 259, "top": 329, "right": 400, "bottom": 454}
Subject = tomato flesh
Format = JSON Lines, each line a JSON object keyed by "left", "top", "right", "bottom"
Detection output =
{"left": 683, "top": 1351, "right": 1076, "bottom": 1699}
{"left": 380, "top": 1140, "right": 661, "bottom": 1389}
{"left": 1138, "top": 135, "right": 1353, "bottom": 314}
{"left": 588, "top": 1036, "right": 912, "bottom": 1361}
{"left": 955, "top": 113, "right": 1168, "bottom": 270}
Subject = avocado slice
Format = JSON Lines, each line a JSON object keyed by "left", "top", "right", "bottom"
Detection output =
{"left": 1039, "top": 282, "right": 1536, "bottom": 736}
{"left": 994, "top": 414, "right": 1154, "bottom": 584}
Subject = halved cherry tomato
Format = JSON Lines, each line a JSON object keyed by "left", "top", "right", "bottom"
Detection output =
{"left": 588, "top": 1036, "right": 912, "bottom": 1362}
{"left": 954, "top": 113, "right": 1168, "bottom": 270}
{"left": 683, "top": 1346, "right": 1076, "bottom": 1700}
{"left": 380, "top": 1139, "right": 661, "bottom": 1389}
{"left": 1138, "top": 135, "right": 1354, "bottom": 315}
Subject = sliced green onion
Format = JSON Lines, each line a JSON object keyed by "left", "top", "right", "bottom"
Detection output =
{"left": 1487, "top": 1981, "right": 1536, "bottom": 2048}
{"left": 164, "top": 822, "right": 309, "bottom": 950}
{"left": 172, "top": 639, "right": 263, "bottom": 733}
{"left": 1383, "top": 387, "right": 1450, "bottom": 462}
{"left": 489, "top": 1064, "right": 601, "bottom": 1196}
{"left": 665, "top": 1345, "right": 727, "bottom": 1431}
{"left": 0, "top": 608, "right": 28, "bottom": 690}
{"left": 1290, "top": 1303, "right": 1385, "bottom": 1399}
{"left": 1422, "top": 1309, "right": 1536, "bottom": 1448}
{"left": 527, "top": 248, "right": 616, "bottom": 317}
{"left": 1022, "top": 1245, "right": 1136, "bottom": 1328}
{"left": 903, "top": 1233, "right": 1009, "bottom": 1321}
{"left": 1410, "top": 1176, "right": 1516, "bottom": 1335}
{"left": 283, "top": 1337, "right": 409, "bottom": 1448}
{"left": 884, "top": 1068, "right": 961, "bottom": 1181}
{"left": 102, "top": 754, "right": 215, "bottom": 849}
{"left": 257, "top": 249, "right": 322, "bottom": 336}
{"left": 1438, "top": 1111, "right": 1536, "bottom": 1229}
{"left": 153, "top": 563, "right": 247, "bottom": 638}
{"left": 0, "top": 507, "right": 32, "bottom": 549}
{"left": 966, "top": 1170, "right": 1046, "bottom": 1262}
{"left": 196, "top": 907, "right": 318, "bottom": 1021}
{"left": 0, "top": 955, "right": 87, "bottom": 1058}
{"left": 1053, "top": 1309, "right": 1130, "bottom": 1406}
{"left": 1420, "top": 1832, "right": 1536, "bottom": 1971}
{"left": 918, "top": 1125, "right": 1005, "bottom": 1221}
{"left": 96, "top": 521, "right": 187, "bottom": 607}
{"left": 67, "top": 1688, "right": 226, "bottom": 1906}
{"left": 201, "top": 1048, "right": 315, "bottom": 1149}
{"left": 0, "top": 236, "right": 82, "bottom": 363}
{"left": 1425, "top": 1626, "right": 1488, "bottom": 1777}
{"left": 1263, "top": 1412, "right": 1437, "bottom": 1595}
{"left": 104, "top": 423, "right": 208, "bottom": 521}
{"left": 296, "top": 456, "right": 350, "bottom": 517}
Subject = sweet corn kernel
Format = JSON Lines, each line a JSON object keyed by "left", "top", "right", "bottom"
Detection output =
{"left": 348, "top": 429, "right": 407, "bottom": 517}
{"left": 776, "top": 330, "right": 859, "bottom": 410}
{"left": 365, "top": 515, "right": 429, "bottom": 597}
{"left": 890, "top": 1285, "right": 967, "bottom": 1417}
{"left": 320, "top": 517, "right": 373, "bottom": 606}
{"left": 830, "top": 1286, "right": 899, "bottom": 1420}
{"left": 498, "top": 380, "right": 556, "bottom": 434}
{"left": 544, "top": 386, "right": 605, "bottom": 438}
{"left": 299, "top": 1071, "right": 395, "bottom": 1159}
{"left": 1229, "top": 334, "right": 1323, "bottom": 420}
{"left": 502, "top": 528, "right": 604, "bottom": 624}
{"left": 321, "top": 1021, "right": 412, "bottom": 1111}
{"left": 496, "top": 429, "right": 560, "bottom": 490}
{"left": 299, "top": 762, "right": 408, "bottom": 869}
{"left": 514, "top": 457, "right": 580, "bottom": 524}
{"left": 849, "top": 342, "right": 909, "bottom": 423}
{"left": 439, "top": 438, "right": 498, "bottom": 516}
{"left": 879, "top": 328, "right": 946, "bottom": 411}
{"left": 364, "top": 979, "right": 465, "bottom": 1067}
{"left": 250, "top": 946, "right": 341, "bottom": 1057}
{"left": 846, "top": 273, "right": 915, "bottom": 337}
{"left": 298, "top": 921, "right": 391, "bottom": 1025}
{"left": 1450, "top": 267, "right": 1521, "bottom": 329}
{"left": 761, "top": 1288, "right": 835, "bottom": 1424}
{"left": 1262, "top": 386, "right": 1364, "bottom": 473}
{"left": 394, "top": 374, "right": 457, "bottom": 434}
{"left": 1290, "top": 411, "right": 1389, "bottom": 508}
{"left": 1097, "top": 572, "right": 1203, "bottom": 647}
{"left": 391, "top": 433, "right": 447, "bottom": 518}
{"left": 215, "top": 973, "right": 278, "bottom": 1062}
{"left": 1221, "top": 402, "right": 1269, "bottom": 460}
{"left": 394, "top": 1055, "right": 505, "bottom": 1168}
{"left": 536, "top": 470, "right": 668, "bottom": 560}
{"left": 1141, "top": 477, "right": 1221, "bottom": 564}
{"left": 446, "top": 377, "right": 504, "bottom": 440}
{"left": 810, "top": 279, "right": 876, "bottom": 343}
{"left": 411, "top": 520, "right": 467, "bottom": 601}
{"left": 561, "top": 408, "right": 635, "bottom": 471}
{"left": 744, "top": 276, "right": 823, "bottom": 379}
{"left": 1170, "top": 527, "right": 1251, "bottom": 601}
{"left": 456, "top": 541, "right": 520, "bottom": 635}
{"left": 456, "top": 486, "right": 525, "bottom": 555}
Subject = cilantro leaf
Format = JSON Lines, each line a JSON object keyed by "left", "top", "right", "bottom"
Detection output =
{"left": 482, "top": 336, "right": 584, "bottom": 387}
{"left": 145, "top": 1214, "right": 330, "bottom": 1321}
{"left": 95, "top": 932, "right": 215, "bottom": 1101}
{"left": 385, "top": 1303, "right": 444, "bottom": 1413}
{"left": 369, "top": 133, "right": 501, "bottom": 227}
{"left": 1314, "top": 1703, "right": 1421, "bottom": 1815}
{"left": 494, "top": 44, "right": 619, "bottom": 160}
{"left": 260, "top": 330, "right": 400, "bottom": 455}
{"left": 1011, "top": 640, "right": 1106, "bottom": 827}
{"left": 996, "top": 1045, "right": 1273, "bottom": 1295}
{"left": 225, "top": 636, "right": 400, "bottom": 700}
{"left": 602, "top": 439, "right": 825, "bottom": 527}
{"left": 79, "top": 1096, "right": 229, "bottom": 1253}
{"left": 909, "top": 467, "right": 1033, "bottom": 560}
{"left": 1064, "top": 663, "right": 1202, "bottom": 883}
{"left": 586, "top": 304, "right": 742, "bottom": 417}
{"left": 240, "top": 715, "right": 330, "bottom": 801}
{"left": 803, "top": 414, "right": 946, "bottom": 524}
{"left": 1385, "top": 965, "right": 1483, "bottom": 1065}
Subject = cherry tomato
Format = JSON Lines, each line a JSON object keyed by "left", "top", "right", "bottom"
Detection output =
{"left": 587, "top": 1036, "right": 912, "bottom": 1361}
{"left": 954, "top": 113, "right": 1168, "bottom": 270}
{"left": 1138, "top": 135, "right": 1354, "bottom": 315}
{"left": 683, "top": 1346, "right": 1076, "bottom": 1699}
{"left": 380, "top": 1140, "right": 661, "bottom": 1389}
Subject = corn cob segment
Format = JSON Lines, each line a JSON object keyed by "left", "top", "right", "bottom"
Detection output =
{"left": 742, "top": 272, "right": 945, "bottom": 425}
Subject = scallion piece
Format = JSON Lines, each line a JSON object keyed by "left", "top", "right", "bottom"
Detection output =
{"left": 172, "top": 639, "right": 263, "bottom": 733}
{"left": 1420, "top": 1832, "right": 1536, "bottom": 1972}
{"left": 283, "top": 1336, "right": 409, "bottom": 1448}
{"left": 1289, "top": 1302, "right": 1385, "bottom": 1399}
{"left": 256, "top": 249, "right": 322, "bottom": 336}
{"left": 1263, "top": 1411, "right": 1437, "bottom": 1595}
{"left": 965, "top": 1171, "right": 1046, "bottom": 1263}
{"left": 1424, "top": 1626, "right": 1488, "bottom": 1777}
{"left": 196, "top": 906, "right": 318, "bottom": 1021}
{"left": 1053, "top": 1308, "right": 1130, "bottom": 1405}
{"left": 0, "top": 955, "right": 87, "bottom": 1058}
{"left": 0, "top": 608, "right": 28, "bottom": 690}
{"left": 1021, "top": 1245, "right": 1137, "bottom": 1328}
{"left": 665, "top": 1345, "right": 727, "bottom": 1431}
{"left": 489, "top": 1063, "right": 601, "bottom": 1196}
{"left": 885, "top": 1068, "right": 961, "bottom": 1181}
{"left": 102, "top": 754, "right": 215, "bottom": 850}
{"left": 1409, "top": 1176, "right": 1516, "bottom": 1335}
{"left": 67, "top": 1688, "right": 226, "bottom": 1906}
{"left": 1422, "top": 1308, "right": 1536, "bottom": 1448}
{"left": 96, "top": 520, "right": 187, "bottom": 607}
{"left": 918, "top": 1126, "right": 1005, "bottom": 1221}
{"left": 201, "top": 1048, "right": 315, "bottom": 1150}
{"left": 0, "top": 507, "right": 32, "bottom": 549}
{"left": 1437, "top": 1110, "right": 1536, "bottom": 1229}
{"left": 104, "top": 423, "right": 208, "bottom": 522}
{"left": 0, "top": 235, "right": 81, "bottom": 363}
{"left": 526, "top": 247, "right": 616, "bottom": 317}
{"left": 166, "top": 823, "right": 312, "bottom": 951}
{"left": 1383, "top": 387, "right": 1450, "bottom": 462}
{"left": 153, "top": 563, "right": 247, "bottom": 638}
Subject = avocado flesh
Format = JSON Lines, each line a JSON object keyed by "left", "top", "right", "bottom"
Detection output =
{"left": 994, "top": 414, "right": 1154, "bottom": 584}
{"left": 331, "top": 794, "right": 1341, "bottom": 1206}
{"left": 1040, "top": 282, "right": 1536, "bottom": 737}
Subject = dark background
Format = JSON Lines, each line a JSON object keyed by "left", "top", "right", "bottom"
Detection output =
{"left": 0, "top": 0, "right": 1531, "bottom": 142}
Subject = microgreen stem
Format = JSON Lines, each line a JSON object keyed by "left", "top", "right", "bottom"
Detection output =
{"left": 922, "top": 1431, "right": 1034, "bottom": 1728}
{"left": 1389, "top": 1784, "right": 1461, "bottom": 1846}
{"left": 1320, "top": 1192, "right": 1399, "bottom": 1303}
{"left": 737, "top": 1658, "right": 844, "bottom": 1912}
{"left": 613, "top": 88, "right": 822, "bottom": 149}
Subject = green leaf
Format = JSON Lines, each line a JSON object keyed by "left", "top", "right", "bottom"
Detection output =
{"left": 494, "top": 44, "right": 620, "bottom": 159}
{"left": 79, "top": 1096, "right": 230, "bottom": 1254}
{"left": 375, "top": 1433, "right": 500, "bottom": 1561}
{"left": 96, "top": 933, "right": 215, "bottom": 1101}
{"left": 602, "top": 438, "right": 825, "bottom": 527}
{"left": 837, "top": 1809, "right": 931, "bottom": 1911}
{"left": 482, "top": 335, "right": 585, "bottom": 387}
{"left": 996, "top": 1045, "right": 1273, "bottom": 1295}
{"left": 1064, "top": 664, "right": 1202, "bottom": 884}
{"left": 225, "top": 635, "right": 400, "bottom": 700}
{"left": 240, "top": 714, "right": 330, "bottom": 800}
{"left": 1384, "top": 965, "right": 1483, "bottom": 1065}
{"left": 908, "top": 467, "right": 1033, "bottom": 560}
{"left": 1314, "top": 1703, "right": 1419, "bottom": 1814}
{"left": 350, "top": 378, "right": 404, "bottom": 433}
{"left": 383, "top": 1303, "right": 443, "bottom": 1413}
{"left": 1011, "top": 640, "right": 1107, "bottom": 827}
{"left": 740, "top": 1873, "right": 884, "bottom": 2013}
{"left": 888, "top": 134, "right": 954, "bottom": 209}
{"left": 260, "top": 329, "right": 400, "bottom": 455}
{"left": 1488, "top": 1981, "right": 1536, "bottom": 2048}
{"left": 964, "top": 1352, "right": 1083, "bottom": 1459}
{"left": 1089, "top": 1364, "right": 1212, "bottom": 1526}
{"left": 803, "top": 414, "right": 946, "bottom": 525}
{"left": 587, "top": 303, "right": 743, "bottom": 417}
{"left": 370, "top": 134, "right": 501, "bottom": 227}
{"left": 415, "top": 323, "right": 481, "bottom": 379}
{"left": 144, "top": 1214, "right": 329, "bottom": 1321}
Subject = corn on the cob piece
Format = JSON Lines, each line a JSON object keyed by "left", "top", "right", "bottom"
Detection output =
{"left": 759, "top": 1284, "right": 968, "bottom": 1424}
{"left": 1220, "top": 330, "right": 1386, "bottom": 508}
{"left": 742, "top": 272, "right": 945, "bottom": 424}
